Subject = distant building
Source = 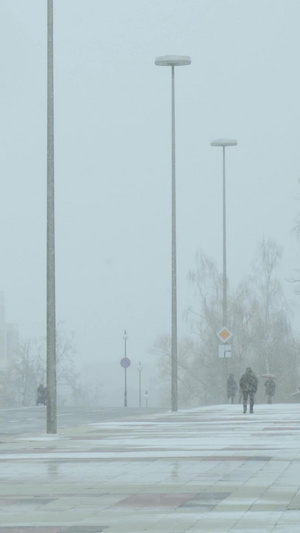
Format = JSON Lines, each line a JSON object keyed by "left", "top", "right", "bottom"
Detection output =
{"left": 0, "top": 292, "right": 19, "bottom": 369}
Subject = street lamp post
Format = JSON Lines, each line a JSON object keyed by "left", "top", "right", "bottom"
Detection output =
{"left": 137, "top": 361, "right": 142, "bottom": 408}
{"left": 155, "top": 55, "right": 191, "bottom": 412}
{"left": 47, "top": 0, "right": 57, "bottom": 434}
{"left": 123, "top": 330, "right": 128, "bottom": 407}
{"left": 210, "top": 139, "right": 237, "bottom": 328}
{"left": 211, "top": 139, "right": 237, "bottom": 394}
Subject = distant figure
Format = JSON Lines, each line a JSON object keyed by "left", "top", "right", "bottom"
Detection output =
{"left": 238, "top": 387, "right": 243, "bottom": 404}
{"left": 227, "top": 373, "right": 238, "bottom": 404}
{"left": 36, "top": 384, "right": 47, "bottom": 406}
{"left": 239, "top": 367, "right": 258, "bottom": 414}
{"left": 264, "top": 378, "right": 276, "bottom": 404}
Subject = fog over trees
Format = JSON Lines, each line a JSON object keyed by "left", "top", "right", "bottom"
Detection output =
{"left": 154, "top": 237, "right": 300, "bottom": 408}
{"left": 1, "top": 236, "right": 299, "bottom": 409}
{"left": 0, "top": 325, "right": 88, "bottom": 407}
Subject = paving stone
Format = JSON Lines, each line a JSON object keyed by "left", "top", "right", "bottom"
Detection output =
{"left": 0, "top": 404, "right": 299, "bottom": 531}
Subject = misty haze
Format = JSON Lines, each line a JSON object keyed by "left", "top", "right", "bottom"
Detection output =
{"left": 0, "top": 1, "right": 300, "bottom": 532}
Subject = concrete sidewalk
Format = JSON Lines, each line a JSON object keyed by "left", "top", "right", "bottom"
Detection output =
{"left": 0, "top": 403, "right": 299, "bottom": 532}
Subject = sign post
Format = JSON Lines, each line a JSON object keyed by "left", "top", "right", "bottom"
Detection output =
{"left": 217, "top": 327, "right": 233, "bottom": 402}
{"left": 121, "top": 330, "right": 130, "bottom": 407}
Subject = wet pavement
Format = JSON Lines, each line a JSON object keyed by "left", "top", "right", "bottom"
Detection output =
{"left": 0, "top": 403, "right": 299, "bottom": 532}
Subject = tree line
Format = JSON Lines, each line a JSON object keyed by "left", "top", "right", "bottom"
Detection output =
{"left": 0, "top": 325, "right": 91, "bottom": 407}
{"left": 154, "top": 238, "right": 300, "bottom": 407}
{"left": 1, "top": 238, "right": 298, "bottom": 409}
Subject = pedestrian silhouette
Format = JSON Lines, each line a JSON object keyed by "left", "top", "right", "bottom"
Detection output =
{"left": 227, "top": 373, "right": 238, "bottom": 404}
{"left": 264, "top": 377, "right": 276, "bottom": 404}
{"left": 239, "top": 367, "right": 258, "bottom": 414}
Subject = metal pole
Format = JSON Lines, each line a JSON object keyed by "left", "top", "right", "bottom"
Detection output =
{"left": 138, "top": 362, "right": 142, "bottom": 408}
{"left": 171, "top": 65, "right": 178, "bottom": 412}
{"left": 124, "top": 330, "right": 127, "bottom": 407}
{"left": 46, "top": 0, "right": 57, "bottom": 434}
{"left": 222, "top": 147, "right": 229, "bottom": 403}
{"left": 222, "top": 146, "right": 227, "bottom": 327}
{"left": 155, "top": 56, "right": 191, "bottom": 412}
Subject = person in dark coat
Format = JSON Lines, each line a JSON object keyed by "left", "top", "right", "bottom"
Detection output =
{"left": 239, "top": 367, "right": 258, "bottom": 414}
{"left": 36, "top": 384, "right": 47, "bottom": 406}
{"left": 227, "top": 373, "right": 238, "bottom": 404}
{"left": 264, "top": 378, "right": 276, "bottom": 404}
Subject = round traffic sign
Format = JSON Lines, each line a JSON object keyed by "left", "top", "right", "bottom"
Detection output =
{"left": 120, "top": 357, "right": 131, "bottom": 369}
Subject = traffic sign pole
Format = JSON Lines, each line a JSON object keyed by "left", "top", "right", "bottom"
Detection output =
{"left": 122, "top": 331, "right": 130, "bottom": 407}
{"left": 217, "top": 327, "right": 233, "bottom": 403}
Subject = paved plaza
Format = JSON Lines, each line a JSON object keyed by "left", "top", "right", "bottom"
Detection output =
{"left": 0, "top": 403, "right": 300, "bottom": 532}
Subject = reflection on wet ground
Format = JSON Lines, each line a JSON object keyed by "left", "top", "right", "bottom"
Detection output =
{"left": 0, "top": 404, "right": 300, "bottom": 531}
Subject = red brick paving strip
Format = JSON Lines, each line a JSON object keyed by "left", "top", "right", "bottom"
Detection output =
{"left": 0, "top": 529, "right": 60, "bottom": 532}
{"left": 114, "top": 492, "right": 193, "bottom": 508}
{"left": 0, "top": 526, "right": 108, "bottom": 533}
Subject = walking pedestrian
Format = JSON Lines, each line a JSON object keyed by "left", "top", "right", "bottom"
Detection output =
{"left": 227, "top": 373, "right": 238, "bottom": 404}
{"left": 264, "top": 377, "right": 276, "bottom": 404}
{"left": 239, "top": 367, "right": 258, "bottom": 414}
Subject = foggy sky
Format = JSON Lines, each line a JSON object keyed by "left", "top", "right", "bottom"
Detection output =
{"left": 0, "top": 1, "right": 299, "bottom": 405}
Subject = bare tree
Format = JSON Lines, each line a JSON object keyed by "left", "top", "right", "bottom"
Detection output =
{"left": 1, "top": 324, "right": 87, "bottom": 407}
{"left": 153, "top": 239, "right": 299, "bottom": 407}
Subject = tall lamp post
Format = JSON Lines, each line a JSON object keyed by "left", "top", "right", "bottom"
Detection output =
{"left": 155, "top": 55, "right": 191, "bottom": 412}
{"left": 47, "top": 0, "right": 57, "bottom": 434}
{"left": 123, "top": 330, "right": 128, "bottom": 407}
{"left": 137, "top": 361, "right": 142, "bottom": 408}
{"left": 210, "top": 139, "right": 237, "bottom": 328}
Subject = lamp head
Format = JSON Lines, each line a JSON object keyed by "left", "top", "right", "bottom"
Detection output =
{"left": 211, "top": 139, "right": 237, "bottom": 147}
{"left": 155, "top": 55, "right": 191, "bottom": 67}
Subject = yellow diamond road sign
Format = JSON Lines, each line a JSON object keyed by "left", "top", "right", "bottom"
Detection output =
{"left": 217, "top": 327, "right": 233, "bottom": 343}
